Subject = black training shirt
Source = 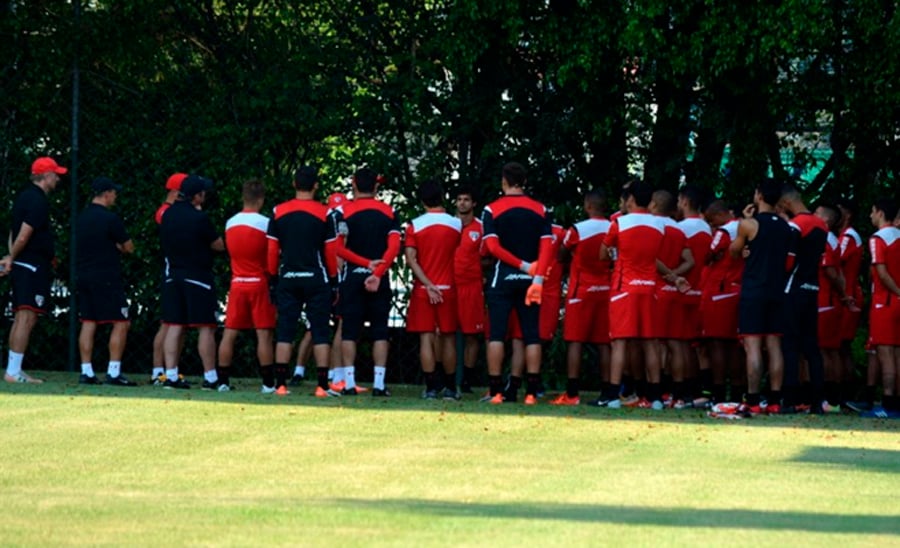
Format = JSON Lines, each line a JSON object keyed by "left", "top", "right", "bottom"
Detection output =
{"left": 11, "top": 183, "right": 54, "bottom": 264}
{"left": 160, "top": 200, "right": 219, "bottom": 279}
{"left": 76, "top": 203, "right": 130, "bottom": 280}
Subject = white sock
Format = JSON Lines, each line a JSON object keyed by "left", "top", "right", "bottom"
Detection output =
{"left": 345, "top": 366, "right": 356, "bottom": 388}
{"left": 294, "top": 365, "right": 305, "bottom": 377}
{"left": 152, "top": 367, "right": 164, "bottom": 378}
{"left": 204, "top": 369, "right": 218, "bottom": 383}
{"left": 333, "top": 366, "right": 346, "bottom": 384}
{"left": 327, "top": 369, "right": 334, "bottom": 381}
{"left": 166, "top": 368, "right": 178, "bottom": 382}
{"left": 373, "top": 366, "right": 386, "bottom": 390}
{"left": 7, "top": 351, "right": 24, "bottom": 377}
{"left": 107, "top": 361, "right": 121, "bottom": 378}
{"left": 81, "top": 362, "right": 95, "bottom": 377}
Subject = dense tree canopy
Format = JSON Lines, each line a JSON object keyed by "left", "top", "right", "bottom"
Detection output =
{"left": 1, "top": 0, "right": 898, "bottom": 370}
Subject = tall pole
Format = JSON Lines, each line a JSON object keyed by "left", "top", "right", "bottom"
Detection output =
{"left": 69, "top": 0, "right": 81, "bottom": 372}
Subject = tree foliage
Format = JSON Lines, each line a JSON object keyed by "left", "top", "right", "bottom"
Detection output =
{"left": 1, "top": 0, "right": 898, "bottom": 371}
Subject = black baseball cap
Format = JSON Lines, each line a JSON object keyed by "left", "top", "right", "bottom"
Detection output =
{"left": 180, "top": 175, "right": 214, "bottom": 198}
{"left": 91, "top": 176, "right": 122, "bottom": 194}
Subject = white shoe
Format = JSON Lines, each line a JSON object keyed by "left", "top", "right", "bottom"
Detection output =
{"left": 651, "top": 400, "right": 664, "bottom": 411}
{"left": 4, "top": 372, "right": 43, "bottom": 384}
{"left": 260, "top": 385, "right": 276, "bottom": 394}
{"left": 607, "top": 399, "right": 622, "bottom": 409}
{"left": 217, "top": 384, "right": 232, "bottom": 392}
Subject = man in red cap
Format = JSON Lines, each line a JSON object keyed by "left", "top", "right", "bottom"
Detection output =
{"left": 0, "top": 157, "right": 67, "bottom": 383}
{"left": 149, "top": 172, "right": 187, "bottom": 385}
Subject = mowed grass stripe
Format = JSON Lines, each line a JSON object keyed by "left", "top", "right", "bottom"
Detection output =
{"left": 1, "top": 374, "right": 898, "bottom": 546}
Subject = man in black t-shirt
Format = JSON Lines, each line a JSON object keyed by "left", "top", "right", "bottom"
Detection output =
{"left": 75, "top": 177, "right": 136, "bottom": 387}
{"left": 159, "top": 175, "right": 225, "bottom": 389}
{"left": 1, "top": 157, "right": 66, "bottom": 384}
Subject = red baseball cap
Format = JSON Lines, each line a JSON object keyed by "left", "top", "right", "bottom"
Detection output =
{"left": 31, "top": 157, "right": 68, "bottom": 175}
{"left": 327, "top": 192, "right": 347, "bottom": 208}
{"left": 166, "top": 172, "right": 188, "bottom": 191}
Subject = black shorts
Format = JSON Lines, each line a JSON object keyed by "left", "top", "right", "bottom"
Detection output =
{"left": 275, "top": 278, "right": 331, "bottom": 345}
{"left": 340, "top": 274, "right": 391, "bottom": 342}
{"left": 738, "top": 293, "right": 785, "bottom": 336}
{"left": 10, "top": 260, "right": 52, "bottom": 314}
{"left": 161, "top": 274, "right": 217, "bottom": 327}
{"left": 78, "top": 278, "right": 129, "bottom": 322}
{"left": 486, "top": 280, "right": 540, "bottom": 345}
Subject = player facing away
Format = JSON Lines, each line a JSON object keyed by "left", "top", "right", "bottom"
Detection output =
{"left": 481, "top": 162, "right": 553, "bottom": 405}
{"left": 592, "top": 181, "right": 666, "bottom": 409}
{"left": 334, "top": 168, "right": 402, "bottom": 397}
{"left": 835, "top": 198, "right": 865, "bottom": 396}
{"left": 551, "top": 189, "right": 611, "bottom": 406}
{"left": 159, "top": 175, "right": 226, "bottom": 389}
{"left": 730, "top": 179, "right": 792, "bottom": 415}
{"left": 1, "top": 157, "right": 67, "bottom": 384}
{"left": 861, "top": 198, "right": 900, "bottom": 418}
{"left": 75, "top": 177, "right": 136, "bottom": 387}
{"left": 266, "top": 167, "right": 340, "bottom": 396}
{"left": 217, "top": 180, "right": 277, "bottom": 392}
{"left": 451, "top": 184, "right": 486, "bottom": 393}
{"left": 405, "top": 180, "right": 462, "bottom": 400}
{"left": 151, "top": 172, "right": 187, "bottom": 385}
{"left": 779, "top": 184, "right": 830, "bottom": 413}
{"left": 700, "top": 200, "right": 745, "bottom": 403}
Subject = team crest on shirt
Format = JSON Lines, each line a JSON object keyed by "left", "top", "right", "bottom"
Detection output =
{"left": 468, "top": 231, "right": 479, "bottom": 242}
{"left": 35, "top": 295, "right": 44, "bottom": 307}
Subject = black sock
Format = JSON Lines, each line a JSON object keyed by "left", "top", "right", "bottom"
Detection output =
{"left": 769, "top": 390, "right": 782, "bottom": 407}
{"left": 713, "top": 384, "right": 726, "bottom": 403}
{"left": 745, "top": 392, "right": 761, "bottom": 406}
{"left": 506, "top": 375, "right": 522, "bottom": 400}
{"left": 661, "top": 373, "right": 673, "bottom": 397}
{"left": 489, "top": 375, "right": 503, "bottom": 396}
{"left": 825, "top": 382, "right": 840, "bottom": 405}
{"left": 316, "top": 367, "right": 328, "bottom": 390}
{"left": 525, "top": 373, "right": 540, "bottom": 397}
{"left": 424, "top": 371, "right": 437, "bottom": 392}
{"left": 216, "top": 366, "right": 230, "bottom": 386}
{"left": 635, "top": 378, "right": 647, "bottom": 399}
{"left": 463, "top": 367, "right": 475, "bottom": 386}
{"left": 434, "top": 363, "right": 444, "bottom": 390}
{"left": 646, "top": 382, "right": 662, "bottom": 403}
{"left": 671, "top": 381, "right": 684, "bottom": 401}
{"left": 622, "top": 375, "right": 634, "bottom": 397}
{"left": 274, "top": 363, "right": 289, "bottom": 388}
{"left": 885, "top": 395, "right": 898, "bottom": 411}
{"left": 603, "top": 382, "right": 620, "bottom": 401}
{"left": 699, "top": 369, "right": 713, "bottom": 393}
{"left": 443, "top": 372, "right": 456, "bottom": 392}
{"left": 260, "top": 364, "right": 275, "bottom": 388}
{"left": 865, "top": 385, "right": 876, "bottom": 405}
{"left": 566, "top": 378, "right": 579, "bottom": 398}
{"left": 799, "top": 382, "right": 812, "bottom": 405}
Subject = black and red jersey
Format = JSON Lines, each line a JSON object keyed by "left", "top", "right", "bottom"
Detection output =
{"left": 333, "top": 196, "right": 402, "bottom": 278}
{"left": 786, "top": 212, "right": 828, "bottom": 293}
{"left": 482, "top": 194, "right": 552, "bottom": 286}
{"left": 267, "top": 198, "right": 338, "bottom": 283}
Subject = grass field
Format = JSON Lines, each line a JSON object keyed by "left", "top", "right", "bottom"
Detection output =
{"left": 1, "top": 372, "right": 898, "bottom": 547}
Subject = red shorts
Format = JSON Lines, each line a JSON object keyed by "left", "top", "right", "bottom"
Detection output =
{"left": 563, "top": 290, "right": 610, "bottom": 344}
{"left": 817, "top": 305, "right": 842, "bottom": 349}
{"left": 654, "top": 287, "right": 683, "bottom": 340}
{"left": 224, "top": 282, "right": 276, "bottom": 330}
{"left": 456, "top": 282, "right": 485, "bottom": 334}
{"left": 674, "top": 294, "right": 702, "bottom": 341}
{"left": 407, "top": 287, "right": 458, "bottom": 334}
{"left": 869, "top": 302, "right": 900, "bottom": 346}
{"left": 609, "top": 291, "right": 658, "bottom": 339}
{"left": 839, "top": 286, "right": 863, "bottom": 341}
{"left": 700, "top": 289, "right": 740, "bottom": 340}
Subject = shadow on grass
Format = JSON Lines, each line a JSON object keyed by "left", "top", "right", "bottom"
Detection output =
{"left": 791, "top": 446, "right": 900, "bottom": 474}
{"left": 333, "top": 498, "right": 900, "bottom": 535}
{"left": 2, "top": 372, "right": 899, "bottom": 433}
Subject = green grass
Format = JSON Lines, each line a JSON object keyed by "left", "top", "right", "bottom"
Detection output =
{"left": 1, "top": 372, "right": 898, "bottom": 547}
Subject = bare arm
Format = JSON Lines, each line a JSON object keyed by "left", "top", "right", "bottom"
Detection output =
{"left": 405, "top": 246, "right": 443, "bottom": 304}
{"left": 210, "top": 237, "right": 225, "bottom": 252}
{"left": 116, "top": 239, "right": 135, "bottom": 254}
{"left": 730, "top": 219, "right": 752, "bottom": 258}
{"left": 599, "top": 243, "right": 611, "bottom": 262}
